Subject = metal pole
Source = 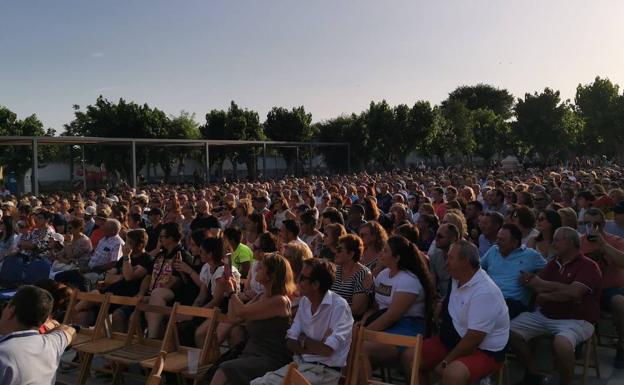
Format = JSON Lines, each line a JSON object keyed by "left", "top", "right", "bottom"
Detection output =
{"left": 131, "top": 140, "right": 137, "bottom": 189}
{"left": 32, "top": 138, "right": 39, "bottom": 196}
{"left": 205, "top": 142, "right": 210, "bottom": 184}
{"left": 82, "top": 145, "right": 87, "bottom": 191}
{"left": 347, "top": 143, "right": 351, "bottom": 173}
{"left": 295, "top": 147, "right": 299, "bottom": 177}
{"left": 308, "top": 144, "right": 313, "bottom": 176}
{"left": 263, "top": 143, "right": 267, "bottom": 179}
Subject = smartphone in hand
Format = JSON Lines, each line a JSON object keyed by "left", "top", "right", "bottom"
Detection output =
{"left": 223, "top": 252, "right": 232, "bottom": 280}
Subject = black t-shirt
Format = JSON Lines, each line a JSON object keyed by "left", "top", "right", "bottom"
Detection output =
{"left": 146, "top": 224, "right": 163, "bottom": 252}
{"left": 105, "top": 252, "right": 153, "bottom": 297}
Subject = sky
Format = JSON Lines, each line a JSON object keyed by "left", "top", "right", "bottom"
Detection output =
{"left": 1, "top": 0, "right": 624, "bottom": 132}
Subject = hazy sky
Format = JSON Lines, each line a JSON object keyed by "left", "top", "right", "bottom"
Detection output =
{"left": 1, "top": 1, "right": 623, "bottom": 132}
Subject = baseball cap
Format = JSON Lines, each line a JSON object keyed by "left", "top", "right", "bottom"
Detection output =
{"left": 84, "top": 206, "right": 97, "bottom": 216}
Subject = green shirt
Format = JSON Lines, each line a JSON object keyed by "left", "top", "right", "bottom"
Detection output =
{"left": 231, "top": 243, "right": 254, "bottom": 272}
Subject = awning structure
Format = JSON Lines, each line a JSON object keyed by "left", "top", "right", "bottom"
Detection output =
{"left": 0, "top": 136, "right": 350, "bottom": 195}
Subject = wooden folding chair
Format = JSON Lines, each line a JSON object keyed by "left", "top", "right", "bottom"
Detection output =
{"left": 281, "top": 362, "right": 312, "bottom": 385}
{"left": 341, "top": 324, "right": 360, "bottom": 385}
{"left": 63, "top": 291, "right": 110, "bottom": 347}
{"left": 140, "top": 304, "right": 224, "bottom": 385}
{"left": 347, "top": 325, "right": 423, "bottom": 385}
{"left": 105, "top": 302, "right": 176, "bottom": 385}
{"left": 74, "top": 294, "right": 142, "bottom": 385}
{"left": 146, "top": 351, "right": 168, "bottom": 385}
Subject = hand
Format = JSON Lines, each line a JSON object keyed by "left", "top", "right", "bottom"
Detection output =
{"left": 225, "top": 277, "right": 238, "bottom": 294}
{"left": 173, "top": 260, "right": 191, "bottom": 274}
{"left": 63, "top": 233, "right": 73, "bottom": 243}
{"left": 519, "top": 271, "right": 535, "bottom": 285}
{"left": 322, "top": 328, "right": 333, "bottom": 342}
{"left": 122, "top": 243, "right": 133, "bottom": 256}
{"left": 41, "top": 318, "right": 61, "bottom": 333}
{"left": 434, "top": 362, "right": 446, "bottom": 377}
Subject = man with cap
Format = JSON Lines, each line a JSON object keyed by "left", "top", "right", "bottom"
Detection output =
{"left": 83, "top": 206, "right": 97, "bottom": 236}
{"left": 605, "top": 202, "right": 624, "bottom": 238}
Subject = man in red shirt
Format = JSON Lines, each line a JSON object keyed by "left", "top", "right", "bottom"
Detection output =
{"left": 580, "top": 208, "right": 624, "bottom": 368}
{"left": 509, "top": 227, "right": 602, "bottom": 385}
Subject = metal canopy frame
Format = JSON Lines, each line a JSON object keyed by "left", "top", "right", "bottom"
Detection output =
{"left": 0, "top": 136, "right": 351, "bottom": 195}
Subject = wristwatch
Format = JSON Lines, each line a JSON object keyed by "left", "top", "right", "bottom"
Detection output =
{"left": 122, "top": 256, "right": 130, "bottom": 262}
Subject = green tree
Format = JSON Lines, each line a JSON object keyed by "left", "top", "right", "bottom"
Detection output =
{"left": 0, "top": 106, "right": 55, "bottom": 193}
{"left": 157, "top": 111, "right": 201, "bottom": 183}
{"left": 440, "top": 100, "right": 476, "bottom": 160}
{"left": 514, "top": 88, "right": 582, "bottom": 162}
{"left": 422, "top": 107, "right": 453, "bottom": 166}
{"left": 443, "top": 84, "right": 515, "bottom": 119}
{"left": 471, "top": 108, "right": 510, "bottom": 161}
{"left": 63, "top": 96, "right": 169, "bottom": 184}
{"left": 362, "top": 101, "right": 396, "bottom": 169}
{"left": 316, "top": 114, "right": 368, "bottom": 172}
{"left": 202, "top": 102, "right": 265, "bottom": 179}
{"left": 264, "top": 106, "right": 315, "bottom": 175}
{"left": 575, "top": 76, "right": 620, "bottom": 157}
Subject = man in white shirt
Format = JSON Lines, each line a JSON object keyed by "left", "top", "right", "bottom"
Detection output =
{"left": 404, "top": 240, "right": 509, "bottom": 385}
{"left": 0, "top": 285, "right": 76, "bottom": 385}
{"left": 88, "top": 218, "right": 124, "bottom": 272}
{"left": 251, "top": 259, "right": 353, "bottom": 385}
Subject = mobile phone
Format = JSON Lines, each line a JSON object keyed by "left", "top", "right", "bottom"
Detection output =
{"left": 223, "top": 253, "right": 232, "bottom": 279}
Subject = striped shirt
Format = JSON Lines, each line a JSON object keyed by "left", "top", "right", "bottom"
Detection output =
{"left": 331, "top": 264, "right": 371, "bottom": 305}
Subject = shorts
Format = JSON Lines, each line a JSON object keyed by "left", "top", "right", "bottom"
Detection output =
{"left": 601, "top": 287, "right": 624, "bottom": 310}
{"left": 383, "top": 317, "right": 425, "bottom": 353}
{"left": 421, "top": 335, "right": 502, "bottom": 384}
{"left": 510, "top": 310, "right": 594, "bottom": 347}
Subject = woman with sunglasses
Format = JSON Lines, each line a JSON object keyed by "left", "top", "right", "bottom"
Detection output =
{"left": 331, "top": 234, "right": 373, "bottom": 319}
{"left": 527, "top": 209, "right": 562, "bottom": 261}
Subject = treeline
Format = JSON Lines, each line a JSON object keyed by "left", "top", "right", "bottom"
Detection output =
{"left": 1, "top": 76, "right": 624, "bottom": 183}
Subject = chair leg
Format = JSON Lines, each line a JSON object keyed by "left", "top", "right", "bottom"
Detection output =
{"left": 592, "top": 334, "right": 601, "bottom": 379}
{"left": 111, "top": 362, "right": 124, "bottom": 385}
{"left": 77, "top": 352, "right": 94, "bottom": 385}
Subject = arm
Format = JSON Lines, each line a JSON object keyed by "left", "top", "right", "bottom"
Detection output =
{"left": 137, "top": 275, "right": 151, "bottom": 296}
{"left": 597, "top": 234, "right": 624, "bottom": 268}
{"left": 239, "top": 261, "right": 251, "bottom": 278}
{"left": 194, "top": 283, "right": 209, "bottom": 307}
{"left": 121, "top": 258, "right": 148, "bottom": 282}
{"left": 525, "top": 275, "right": 589, "bottom": 300}
{"left": 366, "top": 292, "right": 418, "bottom": 331}
{"left": 204, "top": 278, "right": 226, "bottom": 308}
{"left": 228, "top": 292, "right": 289, "bottom": 321}
{"left": 351, "top": 271, "right": 373, "bottom": 317}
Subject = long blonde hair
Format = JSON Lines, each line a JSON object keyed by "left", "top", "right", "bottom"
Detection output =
{"left": 263, "top": 253, "right": 296, "bottom": 297}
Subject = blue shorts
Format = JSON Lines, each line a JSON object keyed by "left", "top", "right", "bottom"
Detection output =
{"left": 601, "top": 287, "right": 624, "bottom": 310}
{"left": 383, "top": 317, "right": 426, "bottom": 352}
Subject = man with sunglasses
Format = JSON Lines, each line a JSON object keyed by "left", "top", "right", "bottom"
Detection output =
{"left": 251, "top": 259, "right": 353, "bottom": 385}
{"left": 580, "top": 208, "right": 624, "bottom": 368}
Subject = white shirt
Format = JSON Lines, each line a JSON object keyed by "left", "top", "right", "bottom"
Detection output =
{"left": 199, "top": 264, "right": 241, "bottom": 295}
{"left": 0, "top": 330, "right": 69, "bottom": 385}
{"left": 374, "top": 268, "right": 425, "bottom": 318}
{"left": 448, "top": 269, "right": 509, "bottom": 352}
{"left": 88, "top": 235, "right": 124, "bottom": 269}
{"left": 286, "top": 290, "right": 354, "bottom": 368}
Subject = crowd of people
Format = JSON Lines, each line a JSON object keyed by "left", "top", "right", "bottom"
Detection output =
{"left": 1, "top": 164, "right": 624, "bottom": 385}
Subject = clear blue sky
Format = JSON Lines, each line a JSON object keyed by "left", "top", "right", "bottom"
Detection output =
{"left": 1, "top": 0, "right": 623, "bottom": 132}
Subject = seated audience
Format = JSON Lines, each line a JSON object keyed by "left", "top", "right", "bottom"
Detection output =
{"left": 510, "top": 227, "right": 602, "bottom": 385}
{"left": 330, "top": 234, "right": 373, "bottom": 319}
{"left": 224, "top": 227, "right": 254, "bottom": 278}
{"left": 527, "top": 209, "right": 562, "bottom": 261}
{"left": 210, "top": 253, "right": 296, "bottom": 385}
{"left": 251, "top": 259, "right": 353, "bottom": 385}
{"left": 481, "top": 224, "right": 546, "bottom": 318}
{"left": 405, "top": 240, "right": 509, "bottom": 385}
{"left": 358, "top": 220, "right": 388, "bottom": 276}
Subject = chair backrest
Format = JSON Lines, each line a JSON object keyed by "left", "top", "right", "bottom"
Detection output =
{"left": 281, "top": 362, "right": 312, "bottom": 385}
{"left": 103, "top": 294, "right": 143, "bottom": 337}
{"left": 165, "top": 304, "right": 223, "bottom": 366}
{"left": 348, "top": 326, "right": 423, "bottom": 385}
{"left": 145, "top": 350, "right": 167, "bottom": 385}
{"left": 342, "top": 322, "right": 360, "bottom": 384}
{"left": 0, "top": 255, "right": 24, "bottom": 287}
{"left": 126, "top": 302, "right": 175, "bottom": 348}
{"left": 63, "top": 291, "right": 111, "bottom": 341}
{"left": 23, "top": 258, "right": 51, "bottom": 284}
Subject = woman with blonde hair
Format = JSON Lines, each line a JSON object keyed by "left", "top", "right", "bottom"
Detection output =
{"left": 283, "top": 241, "right": 312, "bottom": 280}
{"left": 442, "top": 209, "right": 468, "bottom": 239}
{"left": 359, "top": 220, "right": 388, "bottom": 276}
{"left": 210, "top": 253, "right": 295, "bottom": 385}
{"left": 557, "top": 207, "right": 578, "bottom": 230}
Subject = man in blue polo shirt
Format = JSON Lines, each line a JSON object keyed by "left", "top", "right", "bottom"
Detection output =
{"left": 481, "top": 223, "right": 546, "bottom": 319}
